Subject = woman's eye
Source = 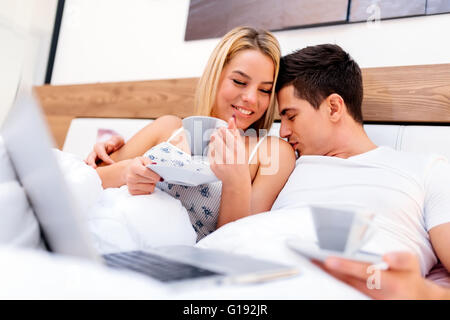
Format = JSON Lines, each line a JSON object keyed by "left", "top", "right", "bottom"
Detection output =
{"left": 233, "top": 79, "right": 245, "bottom": 86}
{"left": 260, "top": 89, "right": 272, "bottom": 94}
{"left": 288, "top": 115, "right": 296, "bottom": 121}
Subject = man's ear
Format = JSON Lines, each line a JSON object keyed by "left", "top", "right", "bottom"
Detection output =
{"left": 325, "top": 93, "right": 345, "bottom": 123}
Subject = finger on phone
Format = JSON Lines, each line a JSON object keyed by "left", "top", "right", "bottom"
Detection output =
{"left": 324, "top": 257, "right": 371, "bottom": 280}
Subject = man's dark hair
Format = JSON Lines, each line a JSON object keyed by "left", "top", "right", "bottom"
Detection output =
{"left": 276, "top": 44, "right": 364, "bottom": 124}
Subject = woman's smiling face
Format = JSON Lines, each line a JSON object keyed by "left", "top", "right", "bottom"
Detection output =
{"left": 212, "top": 49, "right": 275, "bottom": 130}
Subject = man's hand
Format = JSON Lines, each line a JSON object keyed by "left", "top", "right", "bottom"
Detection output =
{"left": 315, "top": 252, "right": 447, "bottom": 300}
{"left": 85, "top": 135, "right": 125, "bottom": 168}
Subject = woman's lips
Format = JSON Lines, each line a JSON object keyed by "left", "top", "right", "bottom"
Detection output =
{"left": 232, "top": 105, "right": 254, "bottom": 117}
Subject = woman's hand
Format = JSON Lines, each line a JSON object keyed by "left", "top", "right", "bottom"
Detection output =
{"left": 85, "top": 135, "right": 125, "bottom": 168}
{"left": 208, "top": 116, "right": 251, "bottom": 186}
{"left": 123, "top": 156, "right": 162, "bottom": 195}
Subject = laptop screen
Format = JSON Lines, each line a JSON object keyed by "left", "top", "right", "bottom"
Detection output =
{"left": 1, "top": 88, "right": 99, "bottom": 261}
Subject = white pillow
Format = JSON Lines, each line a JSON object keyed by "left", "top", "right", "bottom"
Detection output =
{"left": 196, "top": 207, "right": 317, "bottom": 264}
{"left": 0, "top": 136, "right": 42, "bottom": 248}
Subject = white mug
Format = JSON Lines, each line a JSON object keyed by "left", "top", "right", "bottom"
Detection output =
{"left": 181, "top": 116, "right": 227, "bottom": 157}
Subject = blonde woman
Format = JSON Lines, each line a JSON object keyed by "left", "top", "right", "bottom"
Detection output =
{"left": 85, "top": 27, "right": 296, "bottom": 240}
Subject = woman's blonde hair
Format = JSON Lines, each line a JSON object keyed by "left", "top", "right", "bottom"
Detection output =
{"left": 194, "top": 26, "right": 280, "bottom": 131}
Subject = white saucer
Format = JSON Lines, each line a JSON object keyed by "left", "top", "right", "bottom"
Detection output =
{"left": 286, "top": 237, "right": 383, "bottom": 264}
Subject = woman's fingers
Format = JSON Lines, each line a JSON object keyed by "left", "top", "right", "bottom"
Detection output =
{"left": 208, "top": 131, "right": 227, "bottom": 164}
{"left": 209, "top": 127, "right": 246, "bottom": 165}
{"left": 227, "top": 114, "right": 237, "bottom": 130}
{"left": 128, "top": 182, "right": 156, "bottom": 195}
{"left": 110, "top": 135, "right": 125, "bottom": 150}
{"left": 85, "top": 151, "right": 98, "bottom": 168}
{"left": 85, "top": 135, "right": 125, "bottom": 168}
{"left": 222, "top": 127, "right": 246, "bottom": 162}
{"left": 136, "top": 157, "right": 161, "bottom": 181}
{"left": 126, "top": 157, "right": 161, "bottom": 183}
{"left": 125, "top": 157, "right": 162, "bottom": 195}
{"left": 94, "top": 142, "right": 115, "bottom": 165}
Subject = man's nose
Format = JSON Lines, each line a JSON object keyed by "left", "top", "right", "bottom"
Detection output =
{"left": 279, "top": 121, "right": 291, "bottom": 139}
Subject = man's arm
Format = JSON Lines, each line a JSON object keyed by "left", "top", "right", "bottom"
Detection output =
{"left": 424, "top": 157, "right": 450, "bottom": 273}
{"left": 429, "top": 222, "right": 450, "bottom": 273}
{"left": 315, "top": 252, "right": 450, "bottom": 300}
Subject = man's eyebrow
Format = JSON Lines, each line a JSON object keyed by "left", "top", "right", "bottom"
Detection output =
{"left": 280, "top": 108, "right": 297, "bottom": 116}
{"left": 232, "top": 70, "right": 273, "bottom": 85}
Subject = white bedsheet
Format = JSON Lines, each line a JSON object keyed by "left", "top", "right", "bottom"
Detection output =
{"left": 0, "top": 209, "right": 368, "bottom": 299}
{"left": 0, "top": 245, "right": 173, "bottom": 299}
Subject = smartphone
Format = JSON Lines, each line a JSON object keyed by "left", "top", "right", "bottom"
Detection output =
{"left": 286, "top": 237, "right": 386, "bottom": 266}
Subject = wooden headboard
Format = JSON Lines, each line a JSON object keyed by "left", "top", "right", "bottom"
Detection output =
{"left": 34, "top": 63, "right": 450, "bottom": 149}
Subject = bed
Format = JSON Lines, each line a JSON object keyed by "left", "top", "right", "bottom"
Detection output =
{"left": 5, "top": 63, "right": 448, "bottom": 299}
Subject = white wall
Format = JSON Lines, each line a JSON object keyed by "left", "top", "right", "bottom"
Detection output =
{"left": 52, "top": 0, "right": 450, "bottom": 85}
{"left": 0, "top": 0, "right": 58, "bottom": 85}
{"left": 0, "top": 0, "right": 57, "bottom": 125}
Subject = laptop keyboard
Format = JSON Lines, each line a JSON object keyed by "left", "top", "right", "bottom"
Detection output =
{"left": 103, "top": 250, "right": 222, "bottom": 282}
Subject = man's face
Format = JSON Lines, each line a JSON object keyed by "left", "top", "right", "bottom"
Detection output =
{"left": 277, "top": 85, "right": 333, "bottom": 156}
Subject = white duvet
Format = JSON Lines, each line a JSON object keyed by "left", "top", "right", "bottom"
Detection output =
{"left": 51, "top": 150, "right": 367, "bottom": 299}
{"left": 52, "top": 150, "right": 197, "bottom": 253}
{"left": 0, "top": 149, "right": 367, "bottom": 299}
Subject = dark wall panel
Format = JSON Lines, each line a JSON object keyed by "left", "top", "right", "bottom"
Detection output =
{"left": 349, "top": 0, "right": 426, "bottom": 22}
{"left": 426, "top": 0, "right": 450, "bottom": 14}
{"left": 226, "top": 0, "right": 283, "bottom": 33}
{"left": 185, "top": 0, "right": 443, "bottom": 41}
{"left": 185, "top": 0, "right": 349, "bottom": 41}
{"left": 282, "top": 0, "right": 348, "bottom": 29}
{"left": 185, "top": 0, "right": 232, "bottom": 41}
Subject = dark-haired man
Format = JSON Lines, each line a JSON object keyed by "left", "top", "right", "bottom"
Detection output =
{"left": 272, "top": 44, "right": 450, "bottom": 299}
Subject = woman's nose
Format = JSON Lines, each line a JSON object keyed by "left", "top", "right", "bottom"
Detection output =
{"left": 242, "top": 88, "right": 257, "bottom": 106}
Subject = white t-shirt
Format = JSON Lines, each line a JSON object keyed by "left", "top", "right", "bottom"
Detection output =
{"left": 272, "top": 146, "right": 450, "bottom": 276}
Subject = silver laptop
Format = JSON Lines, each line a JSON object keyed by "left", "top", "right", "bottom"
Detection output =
{"left": 1, "top": 86, "right": 299, "bottom": 288}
